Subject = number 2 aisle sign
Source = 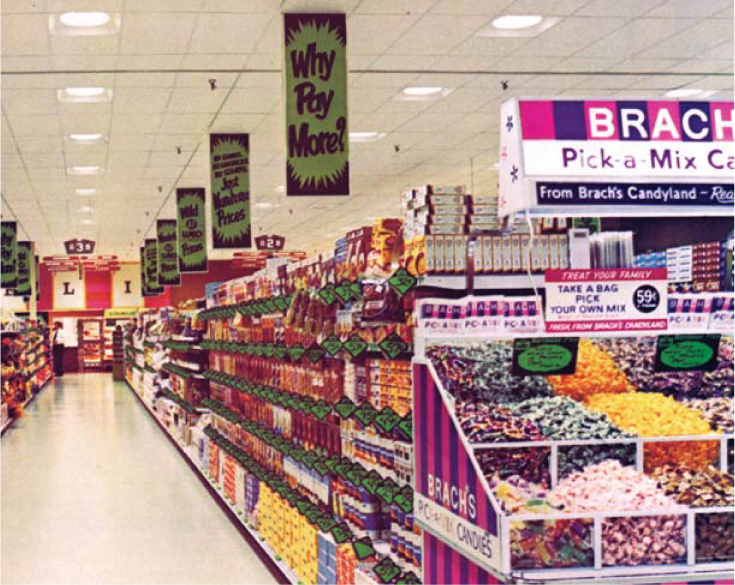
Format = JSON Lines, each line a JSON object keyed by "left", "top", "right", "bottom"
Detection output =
{"left": 545, "top": 268, "right": 668, "bottom": 333}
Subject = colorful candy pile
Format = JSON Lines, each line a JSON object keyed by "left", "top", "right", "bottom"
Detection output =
{"left": 454, "top": 400, "right": 544, "bottom": 443}
{"left": 696, "top": 513, "right": 734, "bottom": 562}
{"left": 594, "top": 337, "right": 734, "bottom": 400}
{"left": 510, "top": 518, "right": 594, "bottom": 569}
{"left": 476, "top": 446, "right": 551, "bottom": 488}
{"left": 685, "top": 397, "right": 734, "bottom": 433}
{"left": 558, "top": 444, "right": 637, "bottom": 480}
{"left": 507, "top": 396, "right": 631, "bottom": 441}
{"left": 586, "top": 393, "right": 718, "bottom": 471}
{"left": 549, "top": 461, "right": 687, "bottom": 567}
{"left": 489, "top": 475, "right": 556, "bottom": 514}
{"left": 427, "top": 343, "right": 552, "bottom": 404}
{"left": 650, "top": 465, "right": 734, "bottom": 508}
{"left": 547, "top": 340, "right": 634, "bottom": 403}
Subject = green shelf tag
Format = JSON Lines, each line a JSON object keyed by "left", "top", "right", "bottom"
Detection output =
{"left": 353, "top": 402, "right": 379, "bottom": 427}
{"left": 361, "top": 470, "right": 382, "bottom": 496}
{"left": 317, "top": 283, "right": 338, "bottom": 306}
{"left": 374, "top": 406, "right": 401, "bottom": 434}
{"left": 655, "top": 334, "right": 721, "bottom": 372}
{"left": 388, "top": 267, "right": 417, "bottom": 296}
{"left": 349, "top": 281, "right": 362, "bottom": 301}
{"left": 352, "top": 537, "right": 376, "bottom": 561}
{"left": 306, "top": 342, "right": 326, "bottom": 364}
{"left": 394, "top": 486, "right": 414, "bottom": 515}
{"left": 311, "top": 400, "right": 332, "bottom": 421}
{"left": 376, "top": 477, "right": 399, "bottom": 506}
{"left": 264, "top": 343, "right": 275, "bottom": 358}
{"left": 334, "top": 396, "right": 358, "bottom": 419}
{"left": 335, "top": 279, "right": 354, "bottom": 304}
{"left": 289, "top": 343, "right": 305, "bottom": 362}
{"left": 378, "top": 332, "right": 409, "bottom": 360}
{"left": 330, "top": 523, "right": 352, "bottom": 545}
{"left": 343, "top": 334, "right": 368, "bottom": 358}
{"left": 320, "top": 334, "right": 343, "bottom": 357}
{"left": 396, "top": 415, "right": 413, "bottom": 442}
{"left": 373, "top": 557, "right": 402, "bottom": 585}
{"left": 274, "top": 344, "right": 288, "bottom": 360}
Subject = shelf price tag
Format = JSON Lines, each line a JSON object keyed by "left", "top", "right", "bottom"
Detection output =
{"left": 349, "top": 281, "right": 362, "bottom": 301}
{"left": 288, "top": 343, "right": 306, "bottom": 361}
{"left": 274, "top": 344, "right": 288, "bottom": 360}
{"left": 394, "top": 572, "right": 422, "bottom": 585}
{"left": 320, "top": 334, "right": 343, "bottom": 357}
{"left": 318, "top": 283, "right": 339, "bottom": 306}
{"left": 313, "top": 458, "right": 330, "bottom": 477}
{"left": 373, "top": 557, "right": 402, "bottom": 585}
{"left": 353, "top": 402, "right": 379, "bottom": 427}
{"left": 352, "top": 537, "right": 376, "bottom": 561}
{"left": 396, "top": 415, "right": 413, "bottom": 442}
{"left": 316, "top": 515, "right": 337, "bottom": 533}
{"left": 394, "top": 486, "right": 414, "bottom": 514}
{"left": 324, "top": 456, "right": 340, "bottom": 475}
{"left": 311, "top": 400, "right": 333, "bottom": 421}
{"left": 374, "top": 406, "right": 401, "bottom": 434}
{"left": 335, "top": 279, "right": 354, "bottom": 304}
{"left": 378, "top": 332, "right": 409, "bottom": 360}
{"left": 330, "top": 523, "right": 353, "bottom": 544}
{"left": 360, "top": 470, "right": 382, "bottom": 496}
{"left": 388, "top": 267, "right": 417, "bottom": 296}
{"left": 343, "top": 334, "right": 368, "bottom": 358}
{"left": 655, "top": 334, "right": 721, "bottom": 372}
{"left": 345, "top": 463, "right": 368, "bottom": 486}
{"left": 306, "top": 342, "right": 326, "bottom": 364}
{"left": 264, "top": 343, "right": 275, "bottom": 358}
{"left": 298, "top": 399, "right": 312, "bottom": 415}
{"left": 511, "top": 337, "right": 579, "bottom": 376}
{"left": 274, "top": 296, "right": 288, "bottom": 312}
{"left": 376, "top": 477, "right": 399, "bottom": 506}
{"left": 334, "top": 396, "right": 358, "bottom": 419}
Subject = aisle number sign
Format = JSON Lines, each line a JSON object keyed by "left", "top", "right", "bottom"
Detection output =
{"left": 284, "top": 13, "right": 349, "bottom": 196}
{"left": 545, "top": 268, "right": 668, "bottom": 333}
{"left": 499, "top": 98, "right": 735, "bottom": 215}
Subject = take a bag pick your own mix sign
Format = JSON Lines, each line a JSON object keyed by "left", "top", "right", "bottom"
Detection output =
{"left": 284, "top": 13, "right": 349, "bottom": 196}
{"left": 499, "top": 98, "right": 734, "bottom": 215}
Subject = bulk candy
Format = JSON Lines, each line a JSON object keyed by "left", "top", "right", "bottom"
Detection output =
{"left": 549, "top": 461, "right": 687, "bottom": 567}
{"left": 558, "top": 444, "right": 637, "bottom": 480}
{"left": 548, "top": 340, "right": 634, "bottom": 402}
{"left": 651, "top": 465, "right": 734, "bottom": 508}
{"left": 455, "top": 400, "right": 544, "bottom": 443}
{"left": 507, "top": 396, "right": 630, "bottom": 441}
{"left": 476, "top": 446, "right": 551, "bottom": 488}
{"left": 427, "top": 343, "right": 552, "bottom": 404}
{"left": 488, "top": 475, "right": 555, "bottom": 514}
{"left": 685, "top": 397, "right": 734, "bottom": 433}
{"left": 594, "top": 337, "right": 734, "bottom": 400}
{"left": 696, "top": 513, "right": 734, "bottom": 562}
{"left": 586, "top": 393, "right": 718, "bottom": 471}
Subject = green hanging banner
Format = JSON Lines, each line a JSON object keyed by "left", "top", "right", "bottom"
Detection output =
{"left": 139, "top": 246, "right": 148, "bottom": 296}
{"left": 284, "top": 13, "right": 348, "bottom": 196}
{"left": 144, "top": 238, "right": 164, "bottom": 295}
{"left": 14, "top": 241, "right": 32, "bottom": 297}
{"left": 156, "top": 219, "right": 181, "bottom": 286}
{"left": 34, "top": 255, "right": 39, "bottom": 302}
{"left": 177, "top": 188, "right": 208, "bottom": 273}
{"left": 1, "top": 221, "right": 18, "bottom": 289}
{"left": 210, "top": 134, "right": 251, "bottom": 249}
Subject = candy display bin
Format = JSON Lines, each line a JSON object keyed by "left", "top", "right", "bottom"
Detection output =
{"left": 412, "top": 330, "right": 734, "bottom": 585}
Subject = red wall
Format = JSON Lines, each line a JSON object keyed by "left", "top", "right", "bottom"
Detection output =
{"left": 170, "top": 260, "right": 255, "bottom": 305}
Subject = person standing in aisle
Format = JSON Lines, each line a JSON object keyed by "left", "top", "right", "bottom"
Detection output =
{"left": 52, "top": 321, "right": 65, "bottom": 377}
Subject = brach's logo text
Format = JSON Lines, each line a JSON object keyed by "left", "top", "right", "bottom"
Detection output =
{"left": 427, "top": 473, "right": 477, "bottom": 520}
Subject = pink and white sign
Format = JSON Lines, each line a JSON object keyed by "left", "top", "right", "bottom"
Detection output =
{"left": 544, "top": 268, "right": 668, "bottom": 333}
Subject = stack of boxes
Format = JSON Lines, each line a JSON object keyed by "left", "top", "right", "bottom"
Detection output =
{"left": 208, "top": 441, "right": 220, "bottom": 483}
{"left": 245, "top": 473, "right": 260, "bottom": 527}
{"left": 223, "top": 454, "right": 237, "bottom": 505}
{"left": 334, "top": 480, "right": 389, "bottom": 542}
{"left": 634, "top": 250, "right": 667, "bottom": 269}
{"left": 638, "top": 241, "right": 727, "bottom": 292}
{"left": 336, "top": 543, "right": 357, "bottom": 584}
{"left": 390, "top": 501, "right": 422, "bottom": 573}
{"left": 366, "top": 359, "right": 412, "bottom": 417}
{"left": 366, "top": 219, "right": 403, "bottom": 275}
{"left": 693, "top": 241, "right": 722, "bottom": 291}
{"left": 667, "top": 245, "right": 693, "bottom": 285}
{"left": 317, "top": 533, "right": 338, "bottom": 585}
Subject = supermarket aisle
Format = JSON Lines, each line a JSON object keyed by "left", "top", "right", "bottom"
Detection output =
{"left": 1, "top": 374, "right": 278, "bottom": 585}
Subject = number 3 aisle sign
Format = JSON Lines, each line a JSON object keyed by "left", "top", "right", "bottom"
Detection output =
{"left": 545, "top": 268, "right": 668, "bottom": 333}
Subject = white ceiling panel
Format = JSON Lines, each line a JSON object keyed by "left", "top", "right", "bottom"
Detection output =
{"left": 514, "top": 18, "right": 626, "bottom": 57}
{"left": 347, "top": 13, "right": 422, "bottom": 55}
{"left": 113, "top": 88, "right": 172, "bottom": 113}
{"left": 388, "top": 15, "right": 486, "bottom": 55}
{"left": 188, "top": 13, "right": 270, "bottom": 54}
{"left": 119, "top": 13, "right": 198, "bottom": 55}
{"left": 1, "top": 14, "right": 50, "bottom": 56}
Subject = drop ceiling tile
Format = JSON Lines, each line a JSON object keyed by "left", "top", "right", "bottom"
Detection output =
{"left": 351, "top": 72, "right": 419, "bottom": 89}
{"left": 113, "top": 88, "right": 172, "bottom": 114}
{"left": 47, "top": 0, "right": 122, "bottom": 11}
{"left": 1, "top": 0, "right": 48, "bottom": 13}
{"left": 188, "top": 12, "right": 269, "bottom": 54}
{"left": 431, "top": 0, "right": 513, "bottom": 14}
{"left": 201, "top": 0, "right": 280, "bottom": 11}
{"left": 153, "top": 133, "right": 202, "bottom": 151}
{"left": 639, "top": 19, "right": 732, "bottom": 59}
{"left": 176, "top": 72, "right": 240, "bottom": 88}
{"left": 108, "top": 134, "right": 157, "bottom": 151}
{"left": 219, "top": 88, "right": 280, "bottom": 113}
{"left": 7, "top": 114, "right": 62, "bottom": 136}
{"left": 666, "top": 59, "right": 732, "bottom": 73}
{"left": 50, "top": 35, "right": 120, "bottom": 56}
{"left": 577, "top": 0, "right": 666, "bottom": 15}
{"left": 449, "top": 36, "right": 530, "bottom": 56}
{"left": 630, "top": 73, "right": 702, "bottom": 90}
{"left": 119, "top": 13, "right": 197, "bottom": 54}
{"left": 515, "top": 17, "right": 626, "bottom": 57}
{"left": 125, "top": 0, "right": 204, "bottom": 11}
{"left": 210, "top": 113, "right": 269, "bottom": 132}
{"left": 505, "top": 0, "right": 590, "bottom": 15}
{"left": 1, "top": 56, "right": 55, "bottom": 72}
{"left": 234, "top": 72, "right": 282, "bottom": 89}
{"left": 431, "top": 55, "right": 502, "bottom": 71}
{"left": 347, "top": 13, "right": 422, "bottom": 55}
{"left": 387, "top": 15, "right": 486, "bottom": 55}
{"left": 280, "top": 0, "right": 362, "bottom": 12}
{"left": 58, "top": 102, "right": 114, "bottom": 116}
{"left": 111, "top": 114, "right": 163, "bottom": 133}
{"left": 52, "top": 54, "right": 119, "bottom": 71}
{"left": 179, "top": 53, "right": 248, "bottom": 69}
{"left": 647, "top": 0, "right": 732, "bottom": 17}
{"left": 1, "top": 90, "right": 58, "bottom": 115}
{"left": 368, "top": 54, "right": 440, "bottom": 70}
{"left": 349, "top": 87, "right": 397, "bottom": 112}
{"left": 549, "top": 58, "right": 622, "bottom": 73}
{"left": 583, "top": 18, "right": 695, "bottom": 59}
{"left": 166, "top": 87, "right": 228, "bottom": 113}
{"left": 115, "top": 54, "right": 186, "bottom": 69}
{"left": 60, "top": 114, "right": 111, "bottom": 135}
{"left": 1, "top": 14, "right": 50, "bottom": 56}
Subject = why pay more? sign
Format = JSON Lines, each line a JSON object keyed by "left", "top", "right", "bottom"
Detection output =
{"left": 545, "top": 268, "right": 668, "bottom": 333}
{"left": 499, "top": 98, "right": 735, "bottom": 215}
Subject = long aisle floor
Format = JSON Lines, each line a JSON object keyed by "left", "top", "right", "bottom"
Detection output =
{"left": 1, "top": 373, "right": 278, "bottom": 585}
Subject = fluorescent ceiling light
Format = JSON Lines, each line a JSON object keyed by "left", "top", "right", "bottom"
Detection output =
{"left": 75, "top": 188, "right": 97, "bottom": 196}
{"left": 68, "top": 165, "right": 103, "bottom": 176}
{"left": 80, "top": 218, "right": 95, "bottom": 225}
{"left": 256, "top": 202, "right": 275, "bottom": 209}
{"left": 403, "top": 86, "right": 443, "bottom": 97}
{"left": 69, "top": 133, "right": 104, "bottom": 141}
{"left": 665, "top": 88, "right": 717, "bottom": 98}
{"left": 65, "top": 87, "right": 104, "bottom": 97}
{"left": 349, "top": 132, "right": 386, "bottom": 143}
{"left": 57, "top": 87, "right": 113, "bottom": 103}
{"left": 276, "top": 185, "right": 285, "bottom": 193}
{"left": 78, "top": 206, "right": 94, "bottom": 212}
{"left": 477, "top": 15, "right": 560, "bottom": 38}
{"left": 492, "top": 15, "right": 543, "bottom": 29}
{"left": 59, "top": 11, "right": 110, "bottom": 27}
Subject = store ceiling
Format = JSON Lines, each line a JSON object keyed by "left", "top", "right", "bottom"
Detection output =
{"left": 1, "top": 0, "right": 732, "bottom": 259}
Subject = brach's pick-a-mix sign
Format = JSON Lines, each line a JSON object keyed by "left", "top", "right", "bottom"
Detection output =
{"left": 499, "top": 98, "right": 735, "bottom": 215}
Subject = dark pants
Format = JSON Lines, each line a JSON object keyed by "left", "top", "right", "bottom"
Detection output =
{"left": 53, "top": 344, "right": 65, "bottom": 376}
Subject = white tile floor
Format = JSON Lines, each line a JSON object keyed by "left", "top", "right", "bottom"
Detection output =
{"left": 1, "top": 374, "right": 278, "bottom": 585}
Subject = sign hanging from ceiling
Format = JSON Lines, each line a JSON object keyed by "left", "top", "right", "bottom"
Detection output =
{"left": 1, "top": 221, "right": 18, "bottom": 289}
{"left": 499, "top": 98, "right": 735, "bottom": 216}
{"left": 14, "top": 241, "right": 33, "bottom": 297}
{"left": 255, "top": 234, "right": 286, "bottom": 251}
{"left": 144, "top": 239, "right": 163, "bottom": 296}
{"left": 52, "top": 270, "right": 84, "bottom": 309}
{"left": 139, "top": 246, "right": 148, "bottom": 297}
{"left": 210, "top": 134, "right": 251, "bottom": 249}
{"left": 284, "top": 13, "right": 349, "bottom": 196}
{"left": 64, "top": 238, "right": 95, "bottom": 255}
{"left": 176, "top": 188, "right": 208, "bottom": 273}
{"left": 112, "top": 263, "right": 142, "bottom": 308}
{"left": 156, "top": 219, "right": 180, "bottom": 286}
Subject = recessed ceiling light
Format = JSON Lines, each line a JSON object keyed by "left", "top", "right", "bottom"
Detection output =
{"left": 275, "top": 185, "right": 285, "bottom": 193}
{"left": 492, "top": 15, "right": 543, "bottom": 30}
{"left": 403, "top": 86, "right": 443, "bottom": 97}
{"left": 68, "top": 165, "right": 103, "bottom": 175}
{"left": 75, "top": 188, "right": 97, "bottom": 196}
{"left": 69, "top": 133, "right": 103, "bottom": 141}
{"left": 349, "top": 132, "right": 386, "bottom": 143}
{"left": 59, "top": 11, "right": 110, "bottom": 28}
{"left": 477, "top": 15, "right": 560, "bottom": 38}
{"left": 65, "top": 87, "right": 104, "bottom": 98}
{"left": 256, "top": 202, "right": 275, "bottom": 209}
{"left": 665, "top": 88, "right": 717, "bottom": 98}
{"left": 78, "top": 205, "right": 94, "bottom": 212}
{"left": 80, "top": 218, "right": 95, "bottom": 225}
{"left": 57, "top": 87, "right": 112, "bottom": 103}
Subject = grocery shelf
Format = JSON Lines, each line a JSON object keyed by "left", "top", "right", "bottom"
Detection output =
{"left": 123, "top": 379, "right": 298, "bottom": 585}
{"left": 523, "top": 205, "right": 733, "bottom": 218}
{"left": 1, "top": 374, "right": 52, "bottom": 437}
{"left": 417, "top": 274, "right": 545, "bottom": 290}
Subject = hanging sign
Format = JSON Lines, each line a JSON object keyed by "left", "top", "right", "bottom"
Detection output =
{"left": 64, "top": 238, "right": 95, "bottom": 254}
{"left": 144, "top": 239, "right": 164, "bottom": 295}
{"left": 254, "top": 234, "right": 286, "bottom": 251}
{"left": 176, "top": 188, "right": 208, "bottom": 273}
{"left": 210, "top": 134, "right": 251, "bottom": 248}
{"left": 139, "top": 246, "right": 147, "bottom": 296}
{"left": 1, "top": 221, "right": 18, "bottom": 289}
{"left": 655, "top": 334, "right": 721, "bottom": 372}
{"left": 545, "top": 268, "right": 668, "bottom": 333}
{"left": 284, "top": 13, "right": 349, "bottom": 196}
{"left": 52, "top": 270, "right": 84, "bottom": 309}
{"left": 156, "top": 219, "right": 180, "bottom": 286}
{"left": 112, "top": 263, "right": 143, "bottom": 307}
{"left": 511, "top": 337, "right": 579, "bottom": 376}
{"left": 14, "top": 241, "right": 32, "bottom": 297}
{"left": 499, "top": 98, "right": 735, "bottom": 216}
